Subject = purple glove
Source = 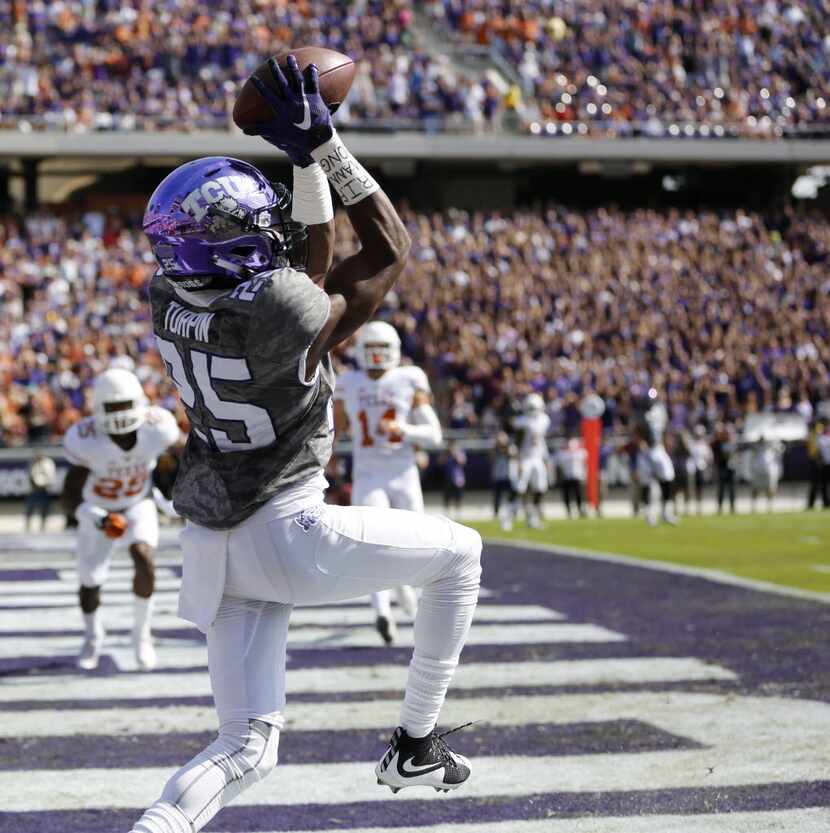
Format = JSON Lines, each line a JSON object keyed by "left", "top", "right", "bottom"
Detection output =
{"left": 244, "top": 54, "right": 334, "bottom": 167}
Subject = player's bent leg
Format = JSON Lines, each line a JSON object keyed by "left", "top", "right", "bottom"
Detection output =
{"left": 130, "top": 542, "right": 157, "bottom": 670}
{"left": 257, "top": 502, "right": 481, "bottom": 791}
{"left": 372, "top": 589, "right": 397, "bottom": 644}
{"left": 131, "top": 597, "right": 290, "bottom": 833}
{"left": 396, "top": 584, "right": 419, "bottom": 618}
{"left": 78, "top": 584, "right": 104, "bottom": 670}
{"left": 353, "top": 479, "right": 399, "bottom": 644}
{"left": 76, "top": 517, "right": 114, "bottom": 670}
{"left": 377, "top": 520, "right": 481, "bottom": 793}
{"left": 131, "top": 719, "right": 280, "bottom": 833}
{"left": 388, "top": 468, "right": 424, "bottom": 621}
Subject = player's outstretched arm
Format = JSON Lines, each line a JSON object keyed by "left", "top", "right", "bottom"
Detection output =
{"left": 243, "top": 55, "right": 409, "bottom": 366}
{"left": 61, "top": 464, "right": 89, "bottom": 519}
{"left": 311, "top": 185, "right": 409, "bottom": 361}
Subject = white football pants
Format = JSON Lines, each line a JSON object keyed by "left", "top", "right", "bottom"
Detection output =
{"left": 352, "top": 463, "right": 424, "bottom": 620}
{"left": 514, "top": 456, "right": 549, "bottom": 494}
{"left": 130, "top": 501, "right": 482, "bottom": 833}
{"left": 76, "top": 498, "right": 158, "bottom": 587}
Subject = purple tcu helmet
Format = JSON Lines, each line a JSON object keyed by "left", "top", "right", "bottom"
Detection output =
{"left": 143, "top": 156, "right": 307, "bottom": 290}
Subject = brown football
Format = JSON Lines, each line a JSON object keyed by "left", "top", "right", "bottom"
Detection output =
{"left": 233, "top": 47, "right": 355, "bottom": 131}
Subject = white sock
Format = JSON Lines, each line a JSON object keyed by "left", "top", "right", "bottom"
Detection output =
{"left": 133, "top": 595, "right": 154, "bottom": 637}
{"left": 399, "top": 529, "right": 481, "bottom": 738}
{"left": 130, "top": 800, "right": 191, "bottom": 833}
{"left": 372, "top": 590, "right": 392, "bottom": 618}
{"left": 83, "top": 610, "right": 102, "bottom": 639}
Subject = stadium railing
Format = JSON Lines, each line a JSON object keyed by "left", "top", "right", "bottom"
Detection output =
{"left": 1, "top": 131, "right": 830, "bottom": 165}
{"left": 0, "top": 433, "right": 812, "bottom": 500}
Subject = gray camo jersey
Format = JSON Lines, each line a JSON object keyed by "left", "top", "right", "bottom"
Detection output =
{"left": 149, "top": 268, "right": 334, "bottom": 529}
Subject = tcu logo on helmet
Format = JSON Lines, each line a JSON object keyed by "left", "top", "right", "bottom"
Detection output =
{"left": 181, "top": 175, "right": 263, "bottom": 222}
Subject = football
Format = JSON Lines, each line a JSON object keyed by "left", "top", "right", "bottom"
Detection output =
{"left": 233, "top": 46, "right": 356, "bottom": 131}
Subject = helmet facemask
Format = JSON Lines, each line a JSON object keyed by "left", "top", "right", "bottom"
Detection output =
{"left": 362, "top": 342, "right": 400, "bottom": 371}
{"left": 144, "top": 159, "right": 309, "bottom": 291}
{"left": 202, "top": 182, "right": 308, "bottom": 285}
{"left": 96, "top": 398, "right": 147, "bottom": 435}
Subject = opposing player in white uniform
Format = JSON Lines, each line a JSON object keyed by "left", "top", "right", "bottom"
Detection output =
{"left": 130, "top": 56, "right": 481, "bottom": 833}
{"left": 750, "top": 434, "right": 784, "bottom": 512}
{"left": 635, "top": 387, "right": 678, "bottom": 526}
{"left": 512, "top": 393, "right": 551, "bottom": 527}
{"left": 334, "top": 321, "right": 443, "bottom": 644}
{"left": 62, "top": 368, "right": 180, "bottom": 670}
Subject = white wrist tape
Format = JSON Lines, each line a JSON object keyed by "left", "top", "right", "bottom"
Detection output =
{"left": 291, "top": 163, "right": 334, "bottom": 225}
{"left": 311, "top": 130, "right": 380, "bottom": 206}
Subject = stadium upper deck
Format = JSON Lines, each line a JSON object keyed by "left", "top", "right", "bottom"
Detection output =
{"left": 1, "top": 0, "right": 828, "bottom": 139}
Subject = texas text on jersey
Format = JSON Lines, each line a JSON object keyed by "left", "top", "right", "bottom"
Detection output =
{"left": 336, "top": 364, "right": 431, "bottom": 473}
{"left": 149, "top": 266, "right": 335, "bottom": 529}
{"left": 63, "top": 406, "right": 180, "bottom": 511}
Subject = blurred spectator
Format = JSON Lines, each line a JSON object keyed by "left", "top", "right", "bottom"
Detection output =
{"left": 4, "top": 1, "right": 828, "bottom": 137}
{"left": 749, "top": 434, "right": 784, "bottom": 512}
{"left": 25, "top": 451, "right": 56, "bottom": 532}
{"left": 712, "top": 424, "right": 739, "bottom": 514}
{"left": 439, "top": 0, "right": 830, "bottom": 138}
{"left": 442, "top": 441, "right": 467, "bottom": 514}
{"left": 490, "top": 430, "right": 516, "bottom": 529}
{"left": 806, "top": 421, "right": 825, "bottom": 509}
{"left": 818, "top": 423, "right": 830, "bottom": 508}
{"left": 683, "top": 425, "right": 713, "bottom": 515}
{"left": 1, "top": 1, "right": 489, "bottom": 133}
{"left": 2, "top": 201, "right": 829, "bottom": 448}
{"left": 555, "top": 435, "right": 587, "bottom": 519}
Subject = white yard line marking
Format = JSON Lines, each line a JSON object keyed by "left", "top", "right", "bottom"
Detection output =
{"left": 0, "top": 578, "right": 183, "bottom": 595}
{"left": 0, "top": 623, "right": 625, "bottom": 660}
{"left": 0, "top": 604, "right": 563, "bottom": 634}
{"left": 6, "top": 692, "right": 830, "bottom": 811}
{"left": 0, "top": 585, "right": 179, "bottom": 616}
{"left": 0, "top": 691, "right": 795, "bottom": 740}
{"left": 219, "top": 809, "right": 830, "bottom": 833}
{"left": 0, "top": 658, "right": 736, "bottom": 703}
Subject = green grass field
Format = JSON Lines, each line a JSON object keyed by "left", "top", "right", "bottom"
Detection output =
{"left": 472, "top": 511, "right": 830, "bottom": 594}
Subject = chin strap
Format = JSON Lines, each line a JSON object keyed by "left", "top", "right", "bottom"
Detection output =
{"left": 210, "top": 255, "right": 253, "bottom": 277}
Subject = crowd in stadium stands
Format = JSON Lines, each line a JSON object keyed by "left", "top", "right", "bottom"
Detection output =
{"left": 2, "top": 203, "right": 828, "bottom": 448}
{"left": 432, "top": 0, "right": 830, "bottom": 137}
{"left": 1, "top": 0, "right": 485, "bottom": 132}
{"left": 3, "top": 1, "right": 828, "bottom": 136}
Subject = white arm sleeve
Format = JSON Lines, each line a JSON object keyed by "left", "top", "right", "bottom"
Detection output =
{"left": 76, "top": 503, "right": 108, "bottom": 525}
{"left": 398, "top": 403, "right": 443, "bottom": 449}
{"left": 152, "top": 487, "right": 179, "bottom": 518}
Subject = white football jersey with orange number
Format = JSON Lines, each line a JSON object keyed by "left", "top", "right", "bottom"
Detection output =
{"left": 335, "top": 366, "right": 430, "bottom": 475}
{"left": 63, "top": 406, "right": 180, "bottom": 510}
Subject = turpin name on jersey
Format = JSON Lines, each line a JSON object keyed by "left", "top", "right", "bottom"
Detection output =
{"left": 164, "top": 301, "right": 214, "bottom": 342}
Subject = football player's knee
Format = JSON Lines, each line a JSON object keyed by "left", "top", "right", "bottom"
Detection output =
{"left": 130, "top": 544, "right": 155, "bottom": 597}
{"left": 450, "top": 522, "right": 482, "bottom": 581}
{"left": 231, "top": 720, "right": 280, "bottom": 783}
{"left": 79, "top": 585, "right": 101, "bottom": 613}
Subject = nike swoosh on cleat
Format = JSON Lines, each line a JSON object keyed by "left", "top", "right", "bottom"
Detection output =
{"left": 293, "top": 95, "right": 311, "bottom": 130}
{"left": 400, "top": 757, "right": 446, "bottom": 777}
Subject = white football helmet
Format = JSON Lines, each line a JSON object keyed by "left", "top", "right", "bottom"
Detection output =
{"left": 356, "top": 321, "right": 401, "bottom": 371}
{"left": 524, "top": 393, "right": 545, "bottom": 413}
{"left": 92, "top": 368, "right": 148, "bottom": 435}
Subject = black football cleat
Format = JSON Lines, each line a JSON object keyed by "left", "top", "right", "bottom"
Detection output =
{"left": 375, "top": 615, "right": 396, "bottom": 645}
{"left": 375, "top": 724, "right": 472, "bottom": 793}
